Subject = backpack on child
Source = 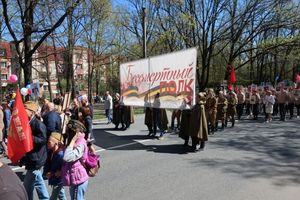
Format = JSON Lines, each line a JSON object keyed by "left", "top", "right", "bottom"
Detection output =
{"left": 81, "top": 146, "right": 100, "bottom": 177}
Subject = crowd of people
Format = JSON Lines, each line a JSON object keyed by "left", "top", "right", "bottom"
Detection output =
{"left": 0, "top": 93, "right": 97, "bottom": 200}
{"left": 0, "top": 82, "right": 299, "bottom": 198}
{"left": 142, "top": 83, "right": 300, "bottom": 152}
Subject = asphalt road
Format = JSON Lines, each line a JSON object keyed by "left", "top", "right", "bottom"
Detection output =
{"left": 4, "top": 113, "right": 300, "bottom": 200}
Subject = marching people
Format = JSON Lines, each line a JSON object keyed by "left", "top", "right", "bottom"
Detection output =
{"left": 189, "top": 93, "right": 208, "bottom": 152}
{"left": 69, "top": 98, "right": 80, "bottom": 120}
{"left": 112, "top": 93, "right": 125, "bottom": 130}
{"left": 44, "top": 132, "right": 66, "bottom": 200}
{"left": 151, "top": 93, "right": 166, "bottom": 139}
{"left": 250, "top": 89, "right": 260, "bottom": 120}
{"left": 80, "top": 105, "right": 96, "bottom": 145}
{"left": 277, "top": 87, "right": 288, "bottom": 121}
{"left": 236, "top": 87, "right": 245, "bottom": 120}
{"left": 272, "top": 89, "right": 278, "bottom": 117}
{"left": 226, "top": 91, "right": 237, "bottom": 127}
{"left": 216, "top": 91, "right": 228, "bottom": 130}
{"left": 287, "top": 89, "right": 295, "bottom": 119}
{"left": 42, "top": 102, "right": 62, "bottom": 139}
{"left": 62, "top": 120, "right": 89, "bottom": 200}
{"left": 145, "top": 107, "right": 153, "bottom": 136}
{"left": 205, "top": 89, "right": 217, "bottom": 134}
{"left": 123, "top": 105, "right": 134, "bottom": 130}
{"left": 264, "top": 90, "right": 275, "bottom": 123}
{"left": 294, "top": 88, "right": 300, "bottom": 118}
{"left": 179, "top": 97, "right": 192, "bottom": 147}
{"left": 170, "top": 109, "right": 181, "bottom": 131}
{"left": 245, "top": 87, "right": 251, "bottom": 117}
{"left": 21, "top": 101, "right": 49, "bottom": 200}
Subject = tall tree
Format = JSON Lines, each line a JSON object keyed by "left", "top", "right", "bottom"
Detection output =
{"left": 1, "top": 0, "right": 81, "bottom": 87}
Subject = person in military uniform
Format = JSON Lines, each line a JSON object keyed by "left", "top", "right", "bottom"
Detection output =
{"left": 293, "top": 88, "right": 300, "bottom": 118}
{"left": 250, "top": 89, "right": 260, "bottom": 120}
{"left": 272, "top": 89, "right": 278, "bottom": 116}
{"left": 245, "top": 87, "right": 251, "bottom": 116}
{"left": 205, "top": 89, "right": 217, "bottom": 134}
{"left": 287, "top": 89, "right": 295, "bottom": 119}
{"left": 276, "top": 87, "right": 288, "bottom": 121}
{"left": 216, "top": 91, "right": 228, "bottom": 130}
{"left": 226, "top": 91, "right": 237, "bottom": 127}
{"left": 189, "top": 92, "right": 208, "bottom": 152}
{"left": 236, "top": 87, "right": 245, "bottom": 120}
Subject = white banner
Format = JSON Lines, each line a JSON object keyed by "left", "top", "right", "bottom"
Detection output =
{"left": 120, "top": 47, "right": 197, "bottom": 109}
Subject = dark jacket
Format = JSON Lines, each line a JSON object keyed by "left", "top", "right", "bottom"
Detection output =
{"left": 42, "top": 111, "right": 62, "bottom": 138}
{"left": 44, "top": 149, "right": 64, "bottom": 186}
{"left": 21, "top": 117, "right": 48, "bottom": 170}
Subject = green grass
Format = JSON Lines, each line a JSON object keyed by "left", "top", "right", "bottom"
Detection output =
{"left": 93, "top": 112, "right": 106, "bottom": 120}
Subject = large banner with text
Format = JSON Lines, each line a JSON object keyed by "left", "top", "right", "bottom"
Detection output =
{"left": 120, "top": 47, "right": 197, "bottom": 109}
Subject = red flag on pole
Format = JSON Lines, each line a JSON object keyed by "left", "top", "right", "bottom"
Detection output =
{"left": 229, "top": 64, "right": 236, "bottom": 83}
{"left": 7, "top": 89, "right": 33, "bottom": 164}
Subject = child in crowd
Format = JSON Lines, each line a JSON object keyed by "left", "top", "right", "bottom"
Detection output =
{"left": 44, "top": 132, "right": 66, "bottom": 200}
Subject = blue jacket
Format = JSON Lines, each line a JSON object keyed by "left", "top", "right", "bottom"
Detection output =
{"left": 42, "top": 111, "right": 62, "bottom": 138}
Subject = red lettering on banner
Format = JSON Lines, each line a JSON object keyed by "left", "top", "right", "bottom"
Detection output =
{"left": 125, "top": 65, "right": 194, "bottom": 87}
{"left": 177, "top": 80, "right": 185, "bottom": 93}
{"left": 184, "top": 79, "right": 193, "bottom": 93}
{"left": 160, "top": 81, "right": 168, "bottom": 93}
{"left": 168, "top": 81, "right": 176, "bottom": 94}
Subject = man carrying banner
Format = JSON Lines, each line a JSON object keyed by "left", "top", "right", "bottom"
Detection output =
{"left": 20, "top": 101, "right": 49, "bottom": 200}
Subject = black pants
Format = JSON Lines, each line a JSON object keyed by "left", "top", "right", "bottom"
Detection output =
{"left": 236, "top": 103, "right": 244, "bottom": 119}
{"left": 296, "top": 104, "right": 300, "bottom": 116}
{"left": 278, "top": 103, "right": 286, "bottom": 120}
{"left": 288, "top": 103, "right": 295, "bottom": 118}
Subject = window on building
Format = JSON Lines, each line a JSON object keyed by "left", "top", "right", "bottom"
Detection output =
{"left": 76, "top": 64, "right": 83, "bottom": 69}
{"left": 1, "top": 74, "right": 7, "bottom": 80}
{"left": 43, "top": 85, "right": 48, "bottom": 91}
{"left": 0, "top": 49, "right": 5, "bottom": 57}
{"left": 0, "top": 62, "right": 6, "bottom": 68}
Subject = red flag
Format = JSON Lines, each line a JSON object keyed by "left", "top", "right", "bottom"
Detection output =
{"left": 229, "top": 64, "right": 236, "bottom": 83}
{"left": 7, "top": 89, "right": 33, "bottom": 164}
{"left": 295, "top": 74, "right": 300, "bottom": 82}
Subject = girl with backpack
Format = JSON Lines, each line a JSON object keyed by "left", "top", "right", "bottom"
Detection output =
{"left": 61, "top": 120, "right": 89, "bottom": 200}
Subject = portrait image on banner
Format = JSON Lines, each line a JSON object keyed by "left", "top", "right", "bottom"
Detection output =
{"left": 120, "top": 47, "right": 197, "bottom": 109}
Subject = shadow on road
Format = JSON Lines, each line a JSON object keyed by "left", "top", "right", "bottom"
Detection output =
{"left": 195, "top": 120, "right": 300, "bottom": 186}
{"left": 92, "top": 128, "right": 189, "bottom": 155}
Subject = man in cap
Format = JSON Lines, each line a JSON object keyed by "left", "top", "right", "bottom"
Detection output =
{"left": 189, "top": 92, "right": 208, "bottom": 151}
{"left": 205, "top": 89, "right": 217, "bottom": 134}
{"left": 20, "top": 101, "right": 49, "bottom": 200}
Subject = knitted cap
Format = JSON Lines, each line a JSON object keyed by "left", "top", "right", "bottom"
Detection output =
{"left": 50, "top": 132, "right": 64, "bottom": 143}
{"left": 24, "top": 101, "right": 39, "bottom": 112}
{"left": 67, "top": 119, "right": 86, "bottom": 132}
